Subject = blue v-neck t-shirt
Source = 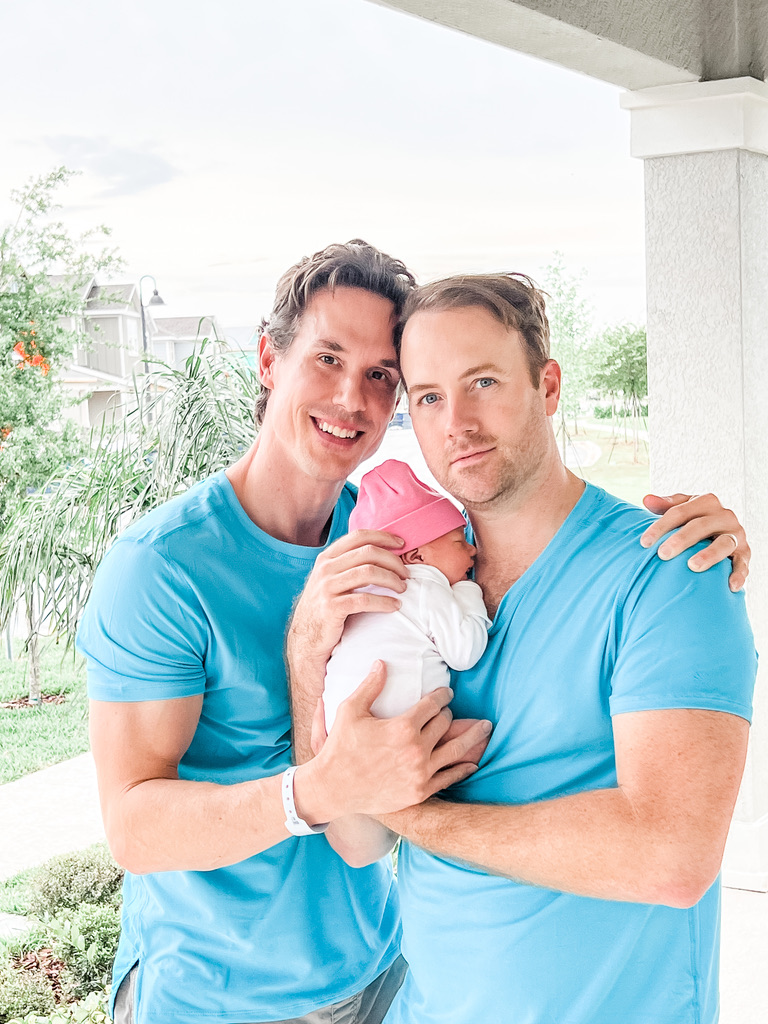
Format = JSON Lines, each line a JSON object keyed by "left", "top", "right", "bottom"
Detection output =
{"left": 386, "top": 483, "right": 756, "bottom": 1024}
{"left": 77, "top": 472, "right": 401, "bottom": 1024}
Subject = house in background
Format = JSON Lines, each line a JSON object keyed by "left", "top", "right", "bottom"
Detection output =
{"left": 152, "top": 315, "right": 225, "bottom": 369}
{"left": 61, "top": 279, "right": 142, "bottom": 430}
{"left": 60, "top": 278, "right": 232, "bottom": 429}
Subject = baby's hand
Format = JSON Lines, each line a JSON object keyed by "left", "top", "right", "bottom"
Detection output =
{"left": 437, "top": 717, "right": 491, "bottom": 767}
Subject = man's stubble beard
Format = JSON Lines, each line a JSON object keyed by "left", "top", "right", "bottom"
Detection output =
{"left": 437, "top": 408, "right": 553, "bottom": 515}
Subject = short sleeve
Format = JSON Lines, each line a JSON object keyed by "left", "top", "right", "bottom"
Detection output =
{"left": 77, "top": 538, "right": 208, "bottom": 702}
{"left": 609, "top": 550, "right": 757, "bottom": 722}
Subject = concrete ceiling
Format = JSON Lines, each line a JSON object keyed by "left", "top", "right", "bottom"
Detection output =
{"left": 369, "top": 0, "right": 768, "bottom": 90}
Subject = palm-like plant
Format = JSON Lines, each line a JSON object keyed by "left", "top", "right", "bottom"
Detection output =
{"left": 0, "top": 345, "right": 260, "bottom": 697}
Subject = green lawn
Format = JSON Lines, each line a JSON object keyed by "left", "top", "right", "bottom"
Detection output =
{"left": 0, "top": 862, "right": 38, "bottom": 915}
{"left": 0, "top": 646, "right": 89, "bottom": 786}
{"left": 566, "top": 416, "right": 651, "bottom": 509}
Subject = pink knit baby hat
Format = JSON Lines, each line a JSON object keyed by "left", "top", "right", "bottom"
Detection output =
{"left": 349, "top": 459, "right": 466, "bottom": 553}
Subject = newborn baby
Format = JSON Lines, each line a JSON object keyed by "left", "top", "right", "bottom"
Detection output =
{"left": 323, "top": 460, "right": 491, "bottom": 730}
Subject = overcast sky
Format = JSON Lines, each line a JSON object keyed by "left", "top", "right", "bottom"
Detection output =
{"left": 1, "top": 0, "right": 646, "bottom": 329}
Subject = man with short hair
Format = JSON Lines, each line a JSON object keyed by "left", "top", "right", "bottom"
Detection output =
{"left": 79, "top": 240, "right": 491, "bottom": 1024}
{"left": 288, "top": 272, "right": 756, "bottom": 1024}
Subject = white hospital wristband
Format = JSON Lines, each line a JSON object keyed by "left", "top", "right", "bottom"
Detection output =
{"left": 281, "top": 766, "right": 329, "bottom": 837}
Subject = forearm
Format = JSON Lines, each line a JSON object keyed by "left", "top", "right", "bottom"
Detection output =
{"left": 383, "top": 786, "right": 722, "bottom": 909}
{"left": 108, "top": 763, "right": 396, "bottom": 874}
{"left": 286, "top": 620, "right": 399, "bottom": 866}
{"left": 104, "top": 772, "right": 291, "bottom": 874}
{"left": 288, "top": 650, "right": 326, "bottom": 766}
{"left": 288, "top": 652, "right": 397, "bottom": 866}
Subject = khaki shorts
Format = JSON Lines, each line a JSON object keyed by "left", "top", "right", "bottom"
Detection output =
{"left": 113, "top": 955, "right": 407, "bottom": 1024}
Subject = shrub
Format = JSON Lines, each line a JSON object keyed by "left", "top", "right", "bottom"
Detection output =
{"left": 5, "top": 988, "right": 110, "bottom": 1024}
{"left": 25, "top": 846, "right": 123, "bottom": 919}
{"left": 46, "top": 904, "right": 121, "bottom": 1001}
{"left": 0, "top": 960, "right": 56, "bottom": 1022}
{"left": 0, "top": 847, "right": 121, "bottom": 1020}
{"left": 0, "top": 866, "right": 38, "bottom": 917}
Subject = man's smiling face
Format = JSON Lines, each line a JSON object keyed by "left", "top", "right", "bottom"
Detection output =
{"left": 400, "top": 304, "right": 559, "bottom": 511}
{"left": 259, "top": 285, "right": 400, "bottom": 485}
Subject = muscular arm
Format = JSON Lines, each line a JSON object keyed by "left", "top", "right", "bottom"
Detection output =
{"left": 90, "top": 696, "right": 291, "bottom": 874}
{"left": 380, "top": 708, "right": 749, "bottom": 908}
{"left": 92, "top": 675, "right": 488, "bottom": 874}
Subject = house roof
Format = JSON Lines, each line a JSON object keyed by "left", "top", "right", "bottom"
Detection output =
{"left": 47, "top": 274, "right": 95, "bottom": 302}
{"left": 152, "top": 315, "right": 222, "bottom": 340}
{"left": 85, "top": 282, "right": 139, "bottom": 311}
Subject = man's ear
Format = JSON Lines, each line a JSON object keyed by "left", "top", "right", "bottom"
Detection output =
{"left": 541, "top": 359, "right": 561, "bottom": 418}
{"left": 258, "top": 333, "right": 278, "bottom": 389}
{"left": 402, "top": 548, "right": 423, "bottom": 565}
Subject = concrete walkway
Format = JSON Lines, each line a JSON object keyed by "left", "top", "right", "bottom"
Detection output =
{"left": 0, "top": 752, "right": 104, "bottom": 882}
{"left": 0, "top": 754, "right": 766, "bottom": 1021}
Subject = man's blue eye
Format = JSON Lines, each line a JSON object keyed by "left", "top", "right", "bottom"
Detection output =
{"left": 421, "top": 393, "right": 439, "bottom": 405}
{"left": 477, "top": 378, "right": 495, "bottom": 388}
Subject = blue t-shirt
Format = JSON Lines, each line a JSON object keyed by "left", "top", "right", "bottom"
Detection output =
{"left": 386, "top": 484, "right": 756, "bottom": 1024}
{"left": 77, "top": 472, "right": 401, "bottom": 1024}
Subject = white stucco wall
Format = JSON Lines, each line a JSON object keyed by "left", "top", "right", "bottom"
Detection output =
{"left": 644, "top": 144, "right": 768, "bottom": 883}
{"left": 644, "top": 149, "right": 746, "bottom": 495}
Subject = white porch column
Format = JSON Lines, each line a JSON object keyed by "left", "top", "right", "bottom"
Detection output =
{"left": 621, "top": 78, "right": 768, "bottom": 890}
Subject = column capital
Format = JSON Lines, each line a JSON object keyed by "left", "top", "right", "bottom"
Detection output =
{"left": 620, "top": 77, "right": 768, "bottom": 159}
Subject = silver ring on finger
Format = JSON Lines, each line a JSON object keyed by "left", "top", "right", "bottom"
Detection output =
{"left": 723, "top": 533, "right": 739, "bottom": 553}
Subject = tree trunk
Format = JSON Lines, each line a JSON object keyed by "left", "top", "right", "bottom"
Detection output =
{"left": 26, "top": 596, "right": 41, "bottom": 705}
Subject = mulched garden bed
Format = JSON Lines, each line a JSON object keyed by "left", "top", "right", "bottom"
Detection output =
{"left": 0, "top": 693, "right": 67, "bottom": 710}
{"left": 14, "top": 947, "right": 67, "bottom": 1000}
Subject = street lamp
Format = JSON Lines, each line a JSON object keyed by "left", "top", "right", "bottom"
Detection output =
{"left": 139, "top": 274, "right": 165, "bottom": 374}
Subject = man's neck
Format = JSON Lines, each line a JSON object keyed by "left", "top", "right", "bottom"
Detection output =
{"left": 225, "top": 434, "right": 344, "bottom": 548}
{"left": 470, "top": 458, "right": 585, "bottom": 616}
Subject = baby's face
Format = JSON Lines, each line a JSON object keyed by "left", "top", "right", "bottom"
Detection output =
{"left": 416, "top": 527, "right": 477, "bottom": 585}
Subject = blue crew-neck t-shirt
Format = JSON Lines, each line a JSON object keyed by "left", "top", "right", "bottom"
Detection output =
{"left": 385, "top": 483, "right": 756, "bottom": 1024}
{"left": 77, "top": 471, "right": 401, "bottom": 1024}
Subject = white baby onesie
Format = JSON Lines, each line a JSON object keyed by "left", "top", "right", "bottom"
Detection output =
{"left": 323, "top": 563, "right": 491, "bottom": 730}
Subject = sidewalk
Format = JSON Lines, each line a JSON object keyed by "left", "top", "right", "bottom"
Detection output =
{"left": 0, "top": 754, "right": 766, "bottom": 1021}
{"left": 0, "top": 753, "right": 104, "bottom": 882}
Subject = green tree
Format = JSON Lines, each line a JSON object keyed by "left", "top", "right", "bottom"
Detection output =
{"left": 591, "top": 323, "right": 648, "bottom": 461}
{"left": 0, "top": 347, "right": 260, "bottom": 666}
{"left": 542, "top": 253, "right": 595, "bottom": 456}
{"left": 0, "top": 167, "right": 121, "bottom": 699}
